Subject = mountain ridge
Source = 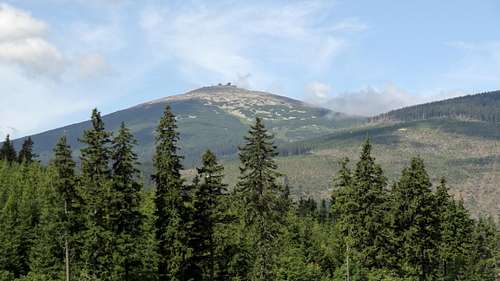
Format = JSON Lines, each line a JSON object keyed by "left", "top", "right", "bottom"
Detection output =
{"left": 371, "top": 90, "right": 500, "bottom": 123}
{"left": 13, "top": 85, "right": 362, "bottom": 165}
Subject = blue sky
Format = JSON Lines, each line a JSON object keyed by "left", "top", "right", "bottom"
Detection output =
{"left": 1, "top": 0, "right": 499, "bottom": 138}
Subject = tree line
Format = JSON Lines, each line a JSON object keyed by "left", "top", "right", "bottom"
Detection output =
{"left": 371, "top": 90, "right": 500, "bottom": 123}
{"left": 0, "top": 105, "right": 498, "bottom": 281}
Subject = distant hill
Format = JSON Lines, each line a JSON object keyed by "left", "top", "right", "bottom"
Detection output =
{"left": 14, "top": 85, "right": 363, "bottom": 166}
{"left": 371, "top": 90, "right": 500, "bottom": 123}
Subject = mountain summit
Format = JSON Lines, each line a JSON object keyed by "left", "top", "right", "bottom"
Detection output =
{"left": 142, "top": 85, "right": 321, "bottom": 122}
{"left": 18, "top": 85, "right": 362, "bottom": 165}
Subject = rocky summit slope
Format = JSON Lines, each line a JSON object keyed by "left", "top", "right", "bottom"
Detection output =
{"left": 17, "top": 85, "right": 362, "bottom": 165}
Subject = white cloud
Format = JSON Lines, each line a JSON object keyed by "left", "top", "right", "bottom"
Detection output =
{"left": 0, "top": 3, "right": 65, "bottom": 77}
{"left": 325, "top": 84, "right": 414, "bottom": 116}
{"left": 0, "top": 37, "right": 64, "bottom": 76}
{"left": 305, "top": 82, "right": 331, "bottom": 103}
{"left": 322, "top": 84, "right": 465, "bottom": 116}
{"left": 0, "top": 3, "right": 46, "bottom": 41}
{"left": 0, "top": 3, "right": 121, "bottom": 138}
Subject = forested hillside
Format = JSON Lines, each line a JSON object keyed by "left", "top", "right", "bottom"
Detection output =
{"left": 0, "top": 106, "right": 498, "bottom": 281}
{"left": 372, "top": 90, "right": 500, "bottom": 123}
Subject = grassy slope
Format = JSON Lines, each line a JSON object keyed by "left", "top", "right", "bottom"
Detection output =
{"left": 196, "top": 119, "right": 500, "bottom": 217}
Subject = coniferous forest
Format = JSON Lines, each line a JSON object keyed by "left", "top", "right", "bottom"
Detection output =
{"left": 0, "top": 105, "right": 498, "bottom": 281}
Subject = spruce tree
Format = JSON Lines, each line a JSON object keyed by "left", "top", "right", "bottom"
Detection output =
{"left": 18, "top": 137, "right": 37, "bottom": 164}
{"left": 435, "top": 179, "right": 474, "bottom": 280}
{"left": 110, "top": 122, "right": 142, "bottom": 234}
{"left": 78, "top": 108, "right": 113, "bottom": 279}
{"left": 188, "top": 150, "right": 227, "bottom": 281}
{"left": 0, "top": 134, "right": 17, "bottom": 163}
{"left": 331, "top": 157, "right": 352, "bottom": 227}
{"left": 332, "top": 140, "right": 390, "bottom": 270}
{"left": 236, "top": 117, "right": 284, "bottom": 281}
{"left": 152, "top": 105, "right": 187, "bottom": 281}
{"left": 438, "top": 199, "right": 473, "bottom": 280}
{"left": 80, "top": 108, "right": 112, "bottom": 183}
{"left": 391, "top": 157, "right": 439, "bottom": 280}
{"left": 109, "top": 122, "right": 144, "bottom": 280}
{"left": 352, "top": 139, "right": 391, "bottom": 269}
{"left": 330, "top": 157, "right": 358, "bottom": 279}
{"left": 467, "top": 216, "right": 497, "bottom": 280}
{"left": 53, "top": 136, "right": 81, "bottom": 281}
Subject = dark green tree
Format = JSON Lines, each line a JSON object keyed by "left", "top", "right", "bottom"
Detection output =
{"left": 351, "top": 140, "right": 391, "bottom": 269}
{"left": 53, "top": 136, "right": 80, "bottom": 281}
{"left": 80, "top": 108, "right": 112, "bottom": 182}
{"left": 18, "top": 137, "right": 37, "bottom": 164}
{"left": 152, "top": 105, "right": 187, "bottom": 281}
{"left": 466, "top": 216, "right": 497, "bottom": 280}
{"left": 109, "top": 122, "right": 144, "bottom": 280}
{"left": 330, "top": 157, "right": 359, "bottom": 280}
{"left": 78, "top": 108, "right": 113, "bottom": 280}
{"left": 331, "top": 157, "right": 353, "bottom": 227}
{"left": 110, "top": 122, "right": 143, "bottom": 235}
{"left": 435, "top": 179, "right": 474, "bottom": 281}
{"left": 236, "top": 117, "right": 284, "bottom": 281}
{"left": 332, "top": 140, "right": 390, "bottom": 270}
{"left": 391, "top": 157, "right": 439, "bottom": 280}
{"left": 0, "top": 135, "right": 17, "bottom": 163}
{"left": 188, "top": 150, "right": 227, "bottom": 281}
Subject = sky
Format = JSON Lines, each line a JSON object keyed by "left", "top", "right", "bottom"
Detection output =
{"left": 0, "top": 0, "right": 499, "bottom": 138}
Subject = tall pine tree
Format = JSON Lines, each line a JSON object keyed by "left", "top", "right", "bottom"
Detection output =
{"left": 331, "top": 157, "right": 353, "bottom": 228}
{"left": 152, "top": 105, "right": 188, "bottom": 281}
{"left": 391, "top": 157, "right": 439, "bottom": 280}
{"left": 109, "top": 122, "right": 144, "bottom": 280}
{"left": 78, "top": 108, "right": 113, "bottom": 280}
{"left": 332, "top": 140, "right": 390, "bottom": 270}
{"left": 53, "top": 136, "right": 81, "bottom": 281}
{"left": 236, "top": 117, "right": 284, "bottom": 281}
{"left": 435, "top": 179, "right": 474, "bottom": 281}
{"left": 188, "top": 150, "right": 227, "bottom": 281}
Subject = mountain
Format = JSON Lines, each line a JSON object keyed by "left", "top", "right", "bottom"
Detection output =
{"left": 16, "top": 85, "right": 363, "bottom": 166}
{"left": 11, "top": 87, "right": 500, "bottom": 217}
